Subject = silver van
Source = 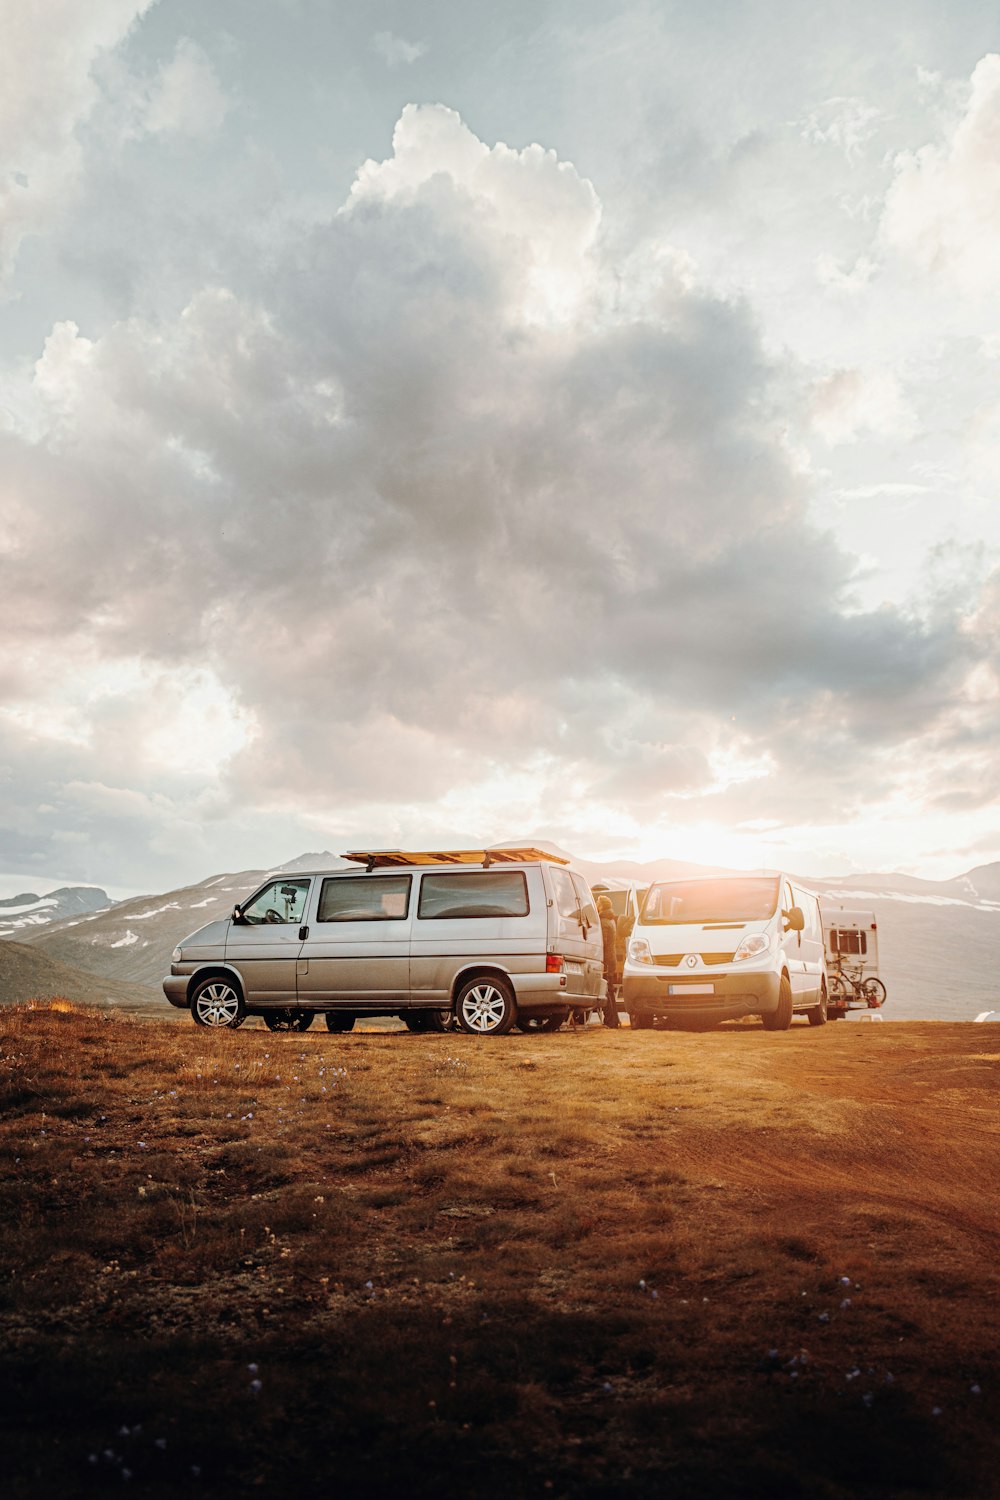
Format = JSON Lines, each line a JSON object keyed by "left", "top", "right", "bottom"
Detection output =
{"left": 622, "top": 873, "right": 827, "bottom": 1030}
{"left": 162, "top": 849, "right": 606, "bottom": 1036}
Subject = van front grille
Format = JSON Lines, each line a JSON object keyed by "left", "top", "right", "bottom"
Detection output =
{"left": 652, "top": 952, "right": 735, "bottom": 968}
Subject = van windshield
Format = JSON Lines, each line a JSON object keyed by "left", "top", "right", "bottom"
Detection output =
{"left": 641, "top": 877, "right": 780, "bottom": 925}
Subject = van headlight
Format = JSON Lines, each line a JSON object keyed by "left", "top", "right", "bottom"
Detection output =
{"left": 733, "top": 932, "right": 770, "bottom": 962}
{"left": 171, "top": 946, "right": 182, "bottom": 964}
{"left": 628, "top": 936, "right": 653, "bottom": 965}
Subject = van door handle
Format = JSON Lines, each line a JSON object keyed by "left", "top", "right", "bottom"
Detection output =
{"left": 299, "top": 925, "right": 309, "bottom": 940}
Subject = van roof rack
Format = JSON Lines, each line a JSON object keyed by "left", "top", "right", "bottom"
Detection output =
{"left": 342, "top": 847, "right": 569, "bottom": 872}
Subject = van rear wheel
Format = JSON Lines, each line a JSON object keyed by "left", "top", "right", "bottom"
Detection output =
{"left": 807, "top": 986, "right": 828, "bottom": 1027}
{"left": 263, "top": 1009, "right": 314, "bottom": 1032}
{"left": 455, "top": 977, "right": 516, "bottom": 1036}
{"left": 762, "top": 974, "right": 793, "bottom": 1031}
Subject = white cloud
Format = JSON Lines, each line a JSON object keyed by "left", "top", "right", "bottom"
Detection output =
{"left": 815, "top": 252, "right": 876, "bottom": 294}
{"left": 347, "top": 103, "right": 601, "bottom": 325}
{"left": 372, "top": 31, "right": 428, "bottom": 69}
{"left": 0, "top": 99, "right": 992, "bottom": 887}
{"left": 801, "top": 96, "right": 882, "bottom": 163}
{"left": 141, "top": 38, "right": 229, "bottom": 138}
{"left": 882, "top": 53, "right": 1000, "bottom": 294}
{"left": 809, "top": 367, "right": 916, "bottom": 445}
{"left": 0, "top": 0, "right": 154, "bottom": 284}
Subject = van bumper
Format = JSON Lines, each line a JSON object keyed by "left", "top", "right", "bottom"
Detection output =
{"left": 622, "top": 967, "right": 781, "bottom": 1022}
{"left": 511, "top": 972, "right": 598, "bottom": 1012}
{"left": 162, "top": 975, "right": 189, "bottom": 1009}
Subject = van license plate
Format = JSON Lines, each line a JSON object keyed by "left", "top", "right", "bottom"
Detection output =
{"left": 669, "top": 983, "right": 713, "bottom": 995}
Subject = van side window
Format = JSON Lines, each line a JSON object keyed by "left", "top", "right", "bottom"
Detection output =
{"left": 549, "top": 866, "right": 582, "bottom": 920}
{"left": 241, "top": 879, "right": 310, "bottom": 925}
{"left": 807, "top": 894, "right": 822, "bottom": 940}
{"left": 318, "top": 875, "right": 411, "bottom": 922}
{"left": 417, "top": 871, "right": 529, "bottom": 920}
{"left": 571, "top": 873, "right": 599, "bottom": 928}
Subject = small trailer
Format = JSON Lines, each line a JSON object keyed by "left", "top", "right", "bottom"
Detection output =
{"left": 820, "top": 906, "right": 886, "bottom": 1018}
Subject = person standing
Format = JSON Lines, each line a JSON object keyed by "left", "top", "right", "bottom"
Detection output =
{"left": 597, "top": 895, "right": 620, "bottom": 1028}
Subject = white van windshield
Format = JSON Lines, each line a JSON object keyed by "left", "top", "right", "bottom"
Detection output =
{"left": 641, "top": 877, "right": 780, "bottom": 925}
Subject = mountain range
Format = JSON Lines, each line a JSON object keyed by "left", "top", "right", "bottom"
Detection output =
{"left": 0, "top": 885, "right": 113, "bottom": 940}
{"left": 4, "top": 847, "right": 1000, "bottom": 1021}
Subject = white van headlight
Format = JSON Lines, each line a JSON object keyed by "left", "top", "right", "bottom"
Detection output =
{"left": 628, "top": 936, "right": 653, "bottom": 965}
{"left": 733, "top": 932, "right": 770, "bottom": 963}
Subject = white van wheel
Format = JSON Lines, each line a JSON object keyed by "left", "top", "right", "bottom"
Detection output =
{"left": 807, "top": 986, "right": 828, "bottom": 1027}
{"left": 191, "top": 977, "right": 246, "bottom": 1029}
{"left": 762, "top": 974, "right": 793, "bottom": 1031}
{"left": 455, "top": 977, "right": 516, "bottom": 1036}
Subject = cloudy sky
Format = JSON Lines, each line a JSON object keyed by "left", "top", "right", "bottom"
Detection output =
{"left": 2, "top": 0, "right": 1000, "bottom": 897}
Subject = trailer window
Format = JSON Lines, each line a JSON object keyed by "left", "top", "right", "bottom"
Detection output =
{"left": 832, "top": 929, "right": 867, "bottom": 955}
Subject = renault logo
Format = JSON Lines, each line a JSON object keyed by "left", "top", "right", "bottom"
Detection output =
{"left": 685, "top": 954, "right": 698, "bottom": 969}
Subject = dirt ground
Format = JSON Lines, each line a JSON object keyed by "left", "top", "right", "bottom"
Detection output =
{"left": 1, "top": 1005, "right": 997, "bottom": 1498}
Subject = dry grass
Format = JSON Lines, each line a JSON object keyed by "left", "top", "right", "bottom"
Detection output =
{"left": 1, "top": 1004, "right": 998, "bottom": 1498}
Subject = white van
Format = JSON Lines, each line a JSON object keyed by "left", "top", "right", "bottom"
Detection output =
{"left": 622, "top": 873, "right": 827, "bottom": 1030}
{"left": 163, "top": 848, "right": 606, "bottom": 1036}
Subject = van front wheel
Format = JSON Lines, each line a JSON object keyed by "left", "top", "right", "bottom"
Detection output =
{"left": 404, "top": 1010, "right": 453, "bottom": 1033}
{"left": 191, "top": 977, "right": 245, "bottom": 1029}
{"left": 455, "top": 977, "right": 516, "bottom": 1036}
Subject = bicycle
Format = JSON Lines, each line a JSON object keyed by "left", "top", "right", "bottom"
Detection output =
{"left": 828, "top": 954, "right": 887, "bottom": 1010}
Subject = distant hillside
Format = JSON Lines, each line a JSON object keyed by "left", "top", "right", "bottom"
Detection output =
{"left": 955, "top": 860, "right": 1000, "bottom": 902}
{"left": 0, "top": 885, "right": 114, "bottom": 940}
{"left": 22, "top": 869, "right": 275, "bottom": 990}
{"left": 0, "top": 938, "right": 164, "bottom": 1014}
{"left": 21, "top": 848, "right": 1000, "bottom": 1023}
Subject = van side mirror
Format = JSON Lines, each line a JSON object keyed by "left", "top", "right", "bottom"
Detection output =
{"left": 232, "top": 904, "right": 244, "bottom": 924}
{"left": 783, "top": 906, "right": 805, "bottom": 933}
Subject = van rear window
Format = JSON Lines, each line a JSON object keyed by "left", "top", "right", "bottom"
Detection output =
{"left": 832, "top": 929, "right": 867, "bottom": 955}
{"left": 318, "top": 875, "right": 411, "bottom": 922}
{"left": 417, "top": 871, "right": 529, "bottom": 920}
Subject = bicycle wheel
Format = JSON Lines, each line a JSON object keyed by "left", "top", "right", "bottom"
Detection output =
{"left": 861, "top": 977, "right": 887, "bottom": 1008}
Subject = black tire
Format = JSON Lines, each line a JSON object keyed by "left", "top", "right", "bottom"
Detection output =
{"left": 807, "top": 984, "right": 828, "bottom": 1027}
{"left": 262, "top": 1009, "right": 315, "bottom": 1032}
{"left": 828, "top": 972, "right": 852, "bottom": 1005}
{"left": 455, "top": 976, "right": 516, "bottom": 1036}
{"left": 629, "top": 1009, "right": 654, "bottom": 1030}
{"left": 516, "top": 1011, "right": 567, "bottom": 1033}
{"left": 862, "top": 977, "right": 887, "bottom": 1008}
{"left": 762, "top": 974, "right": 793, "bottom": 1031}
{"left": 324, "top": 1013, "right": 356, "bottom": 1033}
{"left": 191, "top": 976, "right": 246, "bottom": 1029}
{"left": 403, "top": 1011, "right": 453, "bottom": 1033}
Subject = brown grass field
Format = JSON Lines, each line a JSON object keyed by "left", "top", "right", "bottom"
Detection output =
{"left": 1, "top": 1003, "right": 997, "bottom": 1499}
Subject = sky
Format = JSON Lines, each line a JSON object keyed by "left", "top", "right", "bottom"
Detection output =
{"left": 2, "top": 0, "right": 1000, "bottom": 899}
